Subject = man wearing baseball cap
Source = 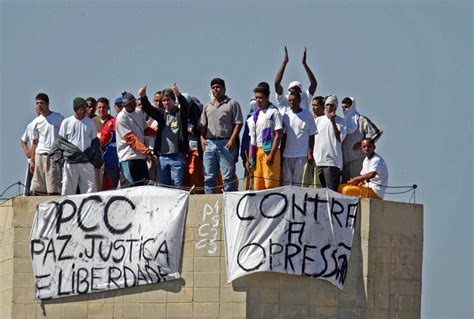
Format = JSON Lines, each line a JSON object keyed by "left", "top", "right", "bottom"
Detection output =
{"left": 115, "top": 92, "right": 157, "bottom": 187}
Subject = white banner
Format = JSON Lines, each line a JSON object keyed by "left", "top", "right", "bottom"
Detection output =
{"left": 30, "top": 186, "right": 189, "bottom": 301}
{"left": 224, "top": 186, "right": 359, "bottom": 289}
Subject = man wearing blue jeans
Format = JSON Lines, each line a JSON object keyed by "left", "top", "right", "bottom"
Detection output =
{"left": 139, "top": 83, "right": 189, "bottom": 188}
{"left": 199, "top": 78, "right": 243, "bottom": 193}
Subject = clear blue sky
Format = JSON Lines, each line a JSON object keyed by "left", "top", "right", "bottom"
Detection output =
{"left": 1, "top": 1, "right": 472, "bottom": 317}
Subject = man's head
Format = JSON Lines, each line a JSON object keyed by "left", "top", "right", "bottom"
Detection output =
{"left": 114, "top": 97, "right": 123, "bottom": 114}
{"left": 210, "top": 78, "right": 226, "bottom": 100}
{"left": 35, "top": 93, "right": 49, "bottom": 115}
{"left": 288, "top": 81, "right": 303, "bottom": 94}
{"left": 73, "top": 97, "right": 88, "bottom": 120}
{"left": 312, "top": 96, "right": 325, "bottom": 117}
{"left": 135, "top": 98, "right": 142, "bottom": 109}
{"left": 86, "top": 97, "right": 97, "bottom": 118}
{"left": 288, "top": 89, "right": 301, "bottom": 112}
{"left": 253, "top": 85, "right": 270, "bottom": 109}
{"left": 161, "top": 89, "right": 177, "bottom": 113}
{"left": 96, "top": 97, "right": 110, "bottom": 119}
{"left": 122, "top": 92, "right": 136, "bottom": 113}
{"left": 360, "top": 138, "right": 376, "bottom": 157}
{"left": 154, "top": 91, "right": 163, "bottom": 109}
{"left": 324, "top": 95, "right": 338, "bottom": 114}
{"left": 341, "top": 97, "right": 354, "bottom": 112}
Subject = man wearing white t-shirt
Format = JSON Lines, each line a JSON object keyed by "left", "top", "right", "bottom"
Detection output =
{"left": 339, "top": 138, "right": 388, "bottom": 199}
{"left": 274, "top": 46, "right": 317, "bottom": 115}
{"left": 116, "top": 92, "right": 157, "bottom": 187}
{"left": 281, "top": 90, "right": 317, "bottom": 186}
{"left": 246, "top": 85, "right": 283, "bottom": 190}
{"left": 59, "top": 97, "right": 98, "bottom": 195}
{"left": 313, "top": 95, "right": 346, "bottom": 191}
{"left": 30, "top": 93, "right": 64, "bottom": 195}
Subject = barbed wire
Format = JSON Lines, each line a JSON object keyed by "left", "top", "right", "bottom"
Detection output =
{"left": 0, "top": 175, "right": 418, "bottom": 204}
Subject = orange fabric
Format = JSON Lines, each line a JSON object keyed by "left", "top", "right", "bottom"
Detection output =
{"left": 144, "top": 126, "right": 158, "bottom": 136}
{"left": 124, "top": 132, "right": 151, "bottom": 155}
{"left": 338, "top": 184, "right": 380, "bottom": 199}
{"left": 185, "top": 150, "right": 204, "bottom": 194}
{"left": 253, "top": 147, "right": 281, "bottom": 191}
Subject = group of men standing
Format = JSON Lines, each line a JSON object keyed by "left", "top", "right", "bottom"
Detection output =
{"left": 21, "top": 47, "right": 388, "bottom": 199}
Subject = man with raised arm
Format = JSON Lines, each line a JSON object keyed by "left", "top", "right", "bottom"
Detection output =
{"left": 138, "top": 84, "right": 189, "bottom": 188}
{"left": 199, "top": 78, "right": 243, "bottom": 193}
{"left": 274, "top": 46, "right": 318, "bottom": 115}
{"left": 339, "top": 138, "right": 388, "bottom": 199}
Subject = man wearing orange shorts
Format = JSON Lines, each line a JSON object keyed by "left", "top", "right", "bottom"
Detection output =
{"left": 338, "top": 138, "right": 388, "bottom": 199}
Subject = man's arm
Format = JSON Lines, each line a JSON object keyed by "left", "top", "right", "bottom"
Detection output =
{"left": 280, "top": 132, "right": 287, "bottom": 161}
{"left": 348, "top": 171, "right": 377, "bottom": 186}
{"left": 123, "top": 132, "right": 157, "bottom": 162}
{"left": 308, "top": 134, "right": 315, "bottom": 161}
{"left": 274, "top": 46, "right": 289, "bottom": 96}
{"left": 328, "top": 113, "right": 341, "bottom": 142}
{"left": 226, "top": 123, "right": 242, "bottom": 151}
{"left": 101, "top": 120, "right": 114, "bottom": 146}
{"left": 172, "top": 83, "right": 188, "bottom": 112}
{"left": 138, "top": 85, "right": 164, "bottom": 126}
{"left": 29, "top": 140, "right": 38, "bottom": 173}
{"left": 21, "top": 140, "right": 31, "bottom": 159}
{"left": 302, "top": 47, "right": 317, "bottom": 95}
{"left": 266, "top": 129, "right": 282, "bottom": 165}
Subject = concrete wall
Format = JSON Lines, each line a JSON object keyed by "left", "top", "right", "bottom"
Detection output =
{"left": 0, "top": 195, "right": 423, "bottom": 318}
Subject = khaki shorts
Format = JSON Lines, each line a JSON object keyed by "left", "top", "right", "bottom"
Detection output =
{"left": 30, "top": 154, "right": 61, "bottom": 195}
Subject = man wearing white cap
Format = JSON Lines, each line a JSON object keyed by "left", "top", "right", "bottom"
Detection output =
{"left": 274, "top": 46, "right": 317, "bottom": 115}
{"left": 313, "top": 95, "right": 346, "bottom": 191}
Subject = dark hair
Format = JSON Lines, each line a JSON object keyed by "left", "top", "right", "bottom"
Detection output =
{"left": 97, "top": 97, "right": 109, "bottom": 106}
{"left": 253, "top": 86, "right": 270, "bottom": 97}
{"left": 288, "top": 89, "right": 301, "bottom": 100}
{"left": 341, "top": 97, "right": 353, "bottom": 106}
{"left": 154, "top": 91, "right": 162, "bottom": 96}
{"left": 35, "top": 93, "right": 49, "bottom": 104}
{"left": 210, "top": 78, "right": 226, "bottom": 88}
{"left": 86, "top": 97, "right": 96, "bottom": 104}
{"left": 161, "top": 89, "right": 176, "bottom": 102}
{"left": 362, "top": 138, "right": 375, "bottom": 146}
{"left": 256, "top": 81, "right": 270, "bottom": 91}
{"left": 313, "top": 96, "right": 325, "bottom": 105}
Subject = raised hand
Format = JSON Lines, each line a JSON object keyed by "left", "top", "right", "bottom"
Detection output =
{"left": 302, "top": 47, "right": 307, "bottom": 65}
{"left": 138, "top": 84, "right": 147, "bottom": 97}
{"left": 172, "top": 82, "right": 180, "bottom": 96}
{"left": 283, "top": 46, "right": 289, "bottom": 64}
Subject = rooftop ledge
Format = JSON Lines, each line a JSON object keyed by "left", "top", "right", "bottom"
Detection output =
{"left": 0, "top": 194, "right": 423, "bottom": 319}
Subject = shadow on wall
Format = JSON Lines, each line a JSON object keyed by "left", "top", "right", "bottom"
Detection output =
{"left": 39, "top": 279, "right": 186, "bottom": 317}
